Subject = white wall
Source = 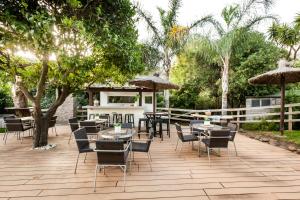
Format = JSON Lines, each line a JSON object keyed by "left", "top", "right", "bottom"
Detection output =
{"left": 98, "top": 91, "right": 154, "bottom": 111}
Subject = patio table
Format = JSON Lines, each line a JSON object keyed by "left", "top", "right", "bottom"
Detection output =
{"left": 192, "top": 124, "right": 225, "bottom": 156}
{"left": 100, "top": 129, "right": 135, "bottom": 140}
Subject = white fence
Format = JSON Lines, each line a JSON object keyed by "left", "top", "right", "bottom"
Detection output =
{"left": 157, "top": 103, "right": 300, "bottom": 131}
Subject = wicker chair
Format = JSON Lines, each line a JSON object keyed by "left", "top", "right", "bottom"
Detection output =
{"left": 73, "top": 128, "right": 94, "bottom": 173}
{"left": 93, "top": 140, "right": 131, "bottom": 192}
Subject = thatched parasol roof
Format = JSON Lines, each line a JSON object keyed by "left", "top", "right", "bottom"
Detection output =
{"left": 129, "top": 75, "right": 179, "bottom": 90}
{"left": 249, "top": 60, "right": 300, "bottom": 85}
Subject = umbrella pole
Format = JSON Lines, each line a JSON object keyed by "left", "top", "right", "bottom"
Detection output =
{"left": 280, "top": 75, "right": 285, "bottom": 135}
{"left": 153, "top": 84, "right": 156, "bottom": 118}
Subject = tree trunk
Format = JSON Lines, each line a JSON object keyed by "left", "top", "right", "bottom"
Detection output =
{"left": 12, "top": 82, "right": 28, "bottom": 108}
{"left": 221, "top": 58, "right": 229, "bottom": 115}
{"left": 163, "top": 52, "right": 171, "bottom": 108}
{"left": 32, "top": 107, "right": 49, "bottom": 148}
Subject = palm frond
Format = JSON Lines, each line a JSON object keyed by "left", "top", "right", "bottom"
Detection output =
{"left": 243, "top": 14, "right": 278, "bottom": 30}
{"left": 136, "top": 6, "right": 161, "bottom": 43}
{"left": 166, "top": 0, "right": 181, "bottom": 26}
{"left": 188, "top": 15, "right": 215, "bottom": 31}
{"left": 295, "top": 13, "right": 300, "bottom": 27}
{"left": 235, "top": 0, "right": 275, "bottom": 27}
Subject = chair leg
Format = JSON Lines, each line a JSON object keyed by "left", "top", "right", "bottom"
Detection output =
{"left": 175, "top": 138, "right": 179, "bottom": 151}
{"left": 84, "top": 153, "right": 87, "bottom": 163}
{"left": 227, "top": 148, "right": 230, "bottom": 166}
{"left": 4, "top": 130, "right": 8, "bottom": 144}
{"left": 68, "top": 132, "right": 72, "bottom": 144}
{"left": 148, "top": 151, "right": 152, "bottom": 161}
{"left": 233, "top": 142, "right": 238, "bottom": 156}
{"left": 2, "top": 130, "right": 6, "bottom": 140}
{"left": 55, "top": 127, "right": 58, "bottom": 136}
{"left": 207, "top": 147, "right": 211, "bottom": 167}
{"left": 123, "top": 165, "right": 127, "bottom": 192}
{"left": 93, "top": 165, "right": 98, "bottom": 192}
{"left": 179, "top": 141, "right": 183, "bottom": 152}
{"left": 74, "top": 153, "right": 80, "bottom": 174}
{"left": 147, "top": 152, "right": 152, "bottom": 171}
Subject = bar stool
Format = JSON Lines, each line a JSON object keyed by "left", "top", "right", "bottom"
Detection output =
{"left": 124, "top": 114, "right": 134, "bottom": 127}
{"left": 138, "top": 118, "right": 149, "bottom": 139}
{"left": 112, "top": 113, "right": 122, "bottom": 124}
{"left": 160, "top": 117, "right": 170, "bottom": 138}
{"left": 153, "top": 118, "right": 163, "bottom": 141}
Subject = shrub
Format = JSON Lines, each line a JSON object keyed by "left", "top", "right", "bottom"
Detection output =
{"left": 242, "top": 119, "right": 279, "bottom": 131}
{"left": 0, "top": 87, "right": 13, "bottom": 113}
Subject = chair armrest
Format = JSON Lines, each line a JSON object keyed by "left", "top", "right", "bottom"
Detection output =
{"left": 75, "top": 139, "right": 96, "bottom": 142}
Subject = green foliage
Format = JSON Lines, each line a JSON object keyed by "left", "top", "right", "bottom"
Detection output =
{"left": 0, "top": 0, "right": 143, "bottom": 102}
{"left": 0, "top": 0, "right": 144, "bottom": 146}
{"left": 268, "top": 19, "right": 300, "bottom": 60}
{"left": 242, "top": 119, "right": 279, "bottom": 131}
{"left": 272, "top": 131, "right": 300, "bottom": 145}
{"left": 0, "top": 82, "right": 13, "bottom": 113}
{"left": 229, "top": 31, "right": 286, "bottom": 107}
{"left": 170, "top": 36, "right": 221, "bottom": 109}
{"left": 170, "top": 31, "right": 285, "bottom": 109}
{"left": 40, "top": 86, "right": 56, "bottom": 109}
{"left": 73, "top": 90, "right": 88, "bottom": 107}
{"left": 139, "top": 43, "right": 162, "bottom": 73}
{"left": 0, "top": 128, "right": 6, "bottom": 133}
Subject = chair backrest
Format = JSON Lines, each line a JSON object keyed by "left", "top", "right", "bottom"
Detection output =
{"left": 69, "top": 117, "right": 79, "bottom": 132}
{"left": 227, "top": 123, "right": 237, "bottom": 141}
{"left": 5, "top": 118, "right": 24, "bottom": 131}
{"left": 121, "top": 123, "right": 133, "bottom": 129}
{"left": 175, "top": 123, "right": 184, "bottom": 141}
{"left": 3, "top": 115, "right": 16, "bottom": 121}
{"left": 73, "top": 128, "right": 90, "bottom": 152}
{"left": 145, "top": 128, "right": 154, "bottom": 152}
{"left": 208, "top": 130, "right": 230, "bottom": 148}
{"left": 48, "top": 116, "right": 57, "bottom": 128}
{"left": 79, "top": 121, "right": 98, "bottom": 133}
{"left": 190, "top": 120, "right": 204, "bottom": 126}
{"left": 95, "top": 141, "right": 128, "bottom": 165}
{"left": 190, "top": 120, "right": 204, "bottom": 131}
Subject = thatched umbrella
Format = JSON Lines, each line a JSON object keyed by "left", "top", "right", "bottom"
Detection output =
{"left": 249, "top": 59, "right": 300, "bottom": 135}
{"left": 129, "top": 75, "right": 179, "bottom": 116}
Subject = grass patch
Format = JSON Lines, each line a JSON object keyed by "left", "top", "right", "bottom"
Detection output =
{"left": 272, "top": 130, "right": 300, "bottom": 145}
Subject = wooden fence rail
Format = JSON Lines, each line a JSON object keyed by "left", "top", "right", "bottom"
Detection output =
{"left": 157, "top": 103, "right": 300, "bottom": 131}
{"left": 75, "top": 103, "right": 300, "bottom": 131}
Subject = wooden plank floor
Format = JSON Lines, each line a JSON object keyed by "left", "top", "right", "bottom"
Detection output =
{"left": 1, "top": 125, "right": 300, "bottom": 200}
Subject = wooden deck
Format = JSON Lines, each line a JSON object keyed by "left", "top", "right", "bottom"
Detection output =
{"left": 1, "top": 125, "right": 300, "bottom": 200}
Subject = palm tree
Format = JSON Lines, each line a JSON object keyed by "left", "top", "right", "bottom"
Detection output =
{"left": 137, "top": 0, "right": 213, "bottom": 107}
{"left": 203, "top": 0, "right": 276, "bottom": 113}
{"left": 268, "top": 17, "right": 300, "bottom": 60}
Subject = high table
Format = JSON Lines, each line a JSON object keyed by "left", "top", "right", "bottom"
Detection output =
{"left": 144, "top": 112, "right": 168, "bottom": 139}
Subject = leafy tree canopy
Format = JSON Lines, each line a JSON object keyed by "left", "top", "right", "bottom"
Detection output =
{"left": 0, "top": 0, "right": 143, "bottom": 147}
{"left": 170, "top": 31, "right": 287, "bottom": 109}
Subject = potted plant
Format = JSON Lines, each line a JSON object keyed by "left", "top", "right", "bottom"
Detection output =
{"left": 132, "top": 94, "right": 140, "bottom": 106}
{"left": 114, "top": 123, "right": 121, "bottom": 133}
{"left": 204, "top": 116, "right": 211, "bottom": 125}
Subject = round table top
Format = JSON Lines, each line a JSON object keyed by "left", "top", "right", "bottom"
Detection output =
{"left": 100, "top": 129, "right": 134, "bottom": 140}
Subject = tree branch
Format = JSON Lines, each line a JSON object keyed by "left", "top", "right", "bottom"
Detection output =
{"left": 46, "top": 86, "right": 71, "bottom": 117}
{"left": 17, "top": 81, "right": 36, "bottom": 103}
{"left": 35, "top": 56, "right": 49, "bottom": 101}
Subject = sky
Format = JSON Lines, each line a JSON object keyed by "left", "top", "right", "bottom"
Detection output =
{"left": 136, "top": 0, "right": 300, "bottom": 41}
